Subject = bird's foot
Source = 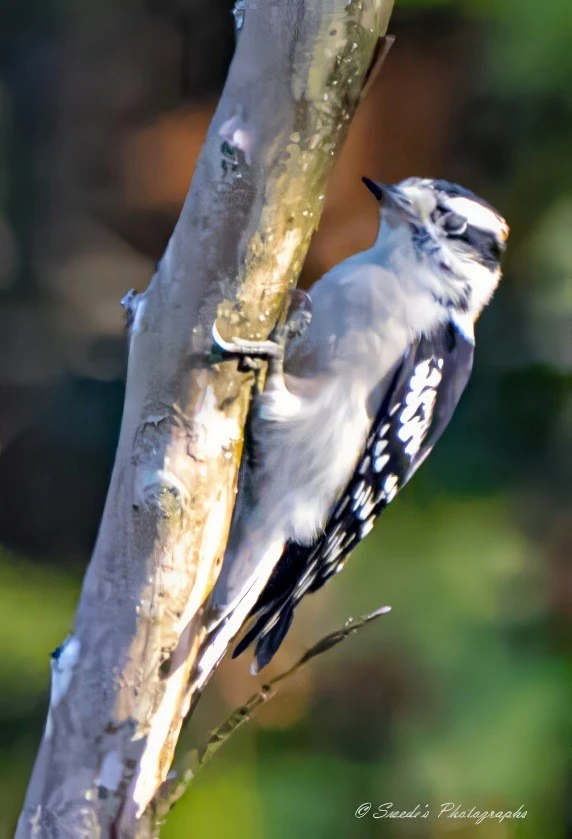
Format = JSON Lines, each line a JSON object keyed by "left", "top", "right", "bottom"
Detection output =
{"left": 211, "top": 326, "right": 283, "bottom": 360}
{"left": 211, "top": 289, "right": 312, "bottom": 372}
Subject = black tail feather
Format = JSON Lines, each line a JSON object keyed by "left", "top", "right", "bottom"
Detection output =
{"left": 231, "top": 542, "right": 314, "bottom": 667}
{"left": 231, "top": 606, "right": 277, "bottom": 660}
{"left": 253, "top": 605, "right": 294, "bottom": 672}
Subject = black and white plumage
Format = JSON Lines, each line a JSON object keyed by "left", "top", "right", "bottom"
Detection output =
{"left": 195, "top": 176, "right": 509, "bottom": 686}
{"left": 232, "top": 320, "right": 474, "bottom": 667}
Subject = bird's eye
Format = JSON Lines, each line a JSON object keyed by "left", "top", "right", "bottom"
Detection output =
{"left": 442, "top": 212, "right": 467, "bottom": 235}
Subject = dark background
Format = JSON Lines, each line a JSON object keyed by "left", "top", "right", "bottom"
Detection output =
{"left": 0, "top": 0, "right": 570, "bottom": 837}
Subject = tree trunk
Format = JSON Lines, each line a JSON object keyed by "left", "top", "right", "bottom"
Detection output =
{"left": 16, "top": 1, "right": 394, "bottom": 836}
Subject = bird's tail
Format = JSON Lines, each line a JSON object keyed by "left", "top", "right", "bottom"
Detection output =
{"left": 232, "top": 599, "right": 295, "bottom": 673}
{"left": 191, "top": 534, "right": 286, "bottom": 694}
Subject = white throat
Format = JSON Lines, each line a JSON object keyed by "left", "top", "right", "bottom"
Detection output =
{"left": 376, "top": 213, "right": 500, "bottom": 325}
{"left": 374, "top": 217, "right": 471, "bottom": 313}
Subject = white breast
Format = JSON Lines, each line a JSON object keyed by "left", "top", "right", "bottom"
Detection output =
{"left": 251, "top": 246, "right": 446, "bottom": 545}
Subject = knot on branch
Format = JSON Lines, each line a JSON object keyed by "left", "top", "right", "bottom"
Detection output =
{"left": 131, "top": 409, "right": 198, "bottom": 516}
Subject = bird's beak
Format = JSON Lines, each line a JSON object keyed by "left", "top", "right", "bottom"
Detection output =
{"left": 362, "top": 177, "right": 416, "bottom": 221}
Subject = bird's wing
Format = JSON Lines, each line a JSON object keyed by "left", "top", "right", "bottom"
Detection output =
{"left": 233, "top": 317, "right": 475, "bottom": 670}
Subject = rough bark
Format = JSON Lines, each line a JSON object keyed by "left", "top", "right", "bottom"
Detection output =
{"left": 16, "top": 1, "right": 394, "bottom": 836}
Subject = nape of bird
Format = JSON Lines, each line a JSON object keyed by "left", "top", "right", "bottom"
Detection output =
{"left": 194, "top": 176, "right": 509, "bottom": 690}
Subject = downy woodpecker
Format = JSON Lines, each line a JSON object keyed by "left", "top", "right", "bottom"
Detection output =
{"left": 196, "top": 176, "right": 509, "bottom": 686}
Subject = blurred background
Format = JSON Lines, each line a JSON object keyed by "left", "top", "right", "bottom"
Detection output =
{"left": 0, "top": 0, "right": 571, "bottom": 836}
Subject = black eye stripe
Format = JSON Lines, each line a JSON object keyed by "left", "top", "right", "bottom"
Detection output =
{"left": 432, "top": 203, "right": 502, "bottom": 263}
{"left": 457, "top": 225, "right": 502, "bottom": 266}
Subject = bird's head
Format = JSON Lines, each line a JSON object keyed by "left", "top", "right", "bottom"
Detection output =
{"left": 363, "top": 176, "right": 509, "bottom": 320}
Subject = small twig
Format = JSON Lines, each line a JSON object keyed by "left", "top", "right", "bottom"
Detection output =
{"left": 156, "top": 605, "right": 391, "bottom": 820}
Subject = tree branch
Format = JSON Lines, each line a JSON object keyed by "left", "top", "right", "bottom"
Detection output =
{"left": 16, "top": 1, "right": 394, "bottom": 836}
{"left": 155, "top": 605, "right": 392, "bottom": 826}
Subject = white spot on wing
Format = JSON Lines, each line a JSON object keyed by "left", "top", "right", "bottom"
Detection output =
{"left": 374, "top": 453, "right": 390, "bottom": 472}
{"left": 397, "top": 422, "right": 415, "bottom": 443}
{"left": 324, "top": 533, "right": 344, "bottom": 560}
{"left": 400, "top": 403, "right": 419, "bottom": 424}
{"left": 373, "top": 439, "right": 387, "bottom": 457}
{"left": 383, "top": 474, "right": 398, "bottom": 496}
{"left": 360, "top": 518, "right": 375, "bottom": 538}
{"left": 352, "top": 484, "right": 372, "bottom": 512}
{"left": 352, "top": 480, "right": 366, "bottom": 501}
{"left": 358, "top": 455, "right": 371, "bottom": 475}
{"left": 426, "top": 368, "right": 442, "bottom": 388}
{"left": 415, "top": 359, "right": 431, "bottom": 377}
{"left": 356, "top": 500, "right": 375, "bottom": 521}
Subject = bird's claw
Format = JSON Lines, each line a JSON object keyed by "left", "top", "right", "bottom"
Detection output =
{"left": 211, "top": 289, "right": 312, "bottom": 362}
{"left": 211, "top": 323, "right": 283, "bottom": 359}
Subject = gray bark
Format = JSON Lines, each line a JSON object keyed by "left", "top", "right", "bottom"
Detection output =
{"left": 16, "top": 1, "right": 394, "bottom": 836}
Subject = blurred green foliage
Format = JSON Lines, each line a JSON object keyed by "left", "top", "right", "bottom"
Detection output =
{"left": 162, "top": 491, "right": 569, "bottom": 838}
{"left": 1, "top": 494, "right": 569, "bottom": 837}
{"left": 0, "top": 556, "right": 81, "bottom": 836}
